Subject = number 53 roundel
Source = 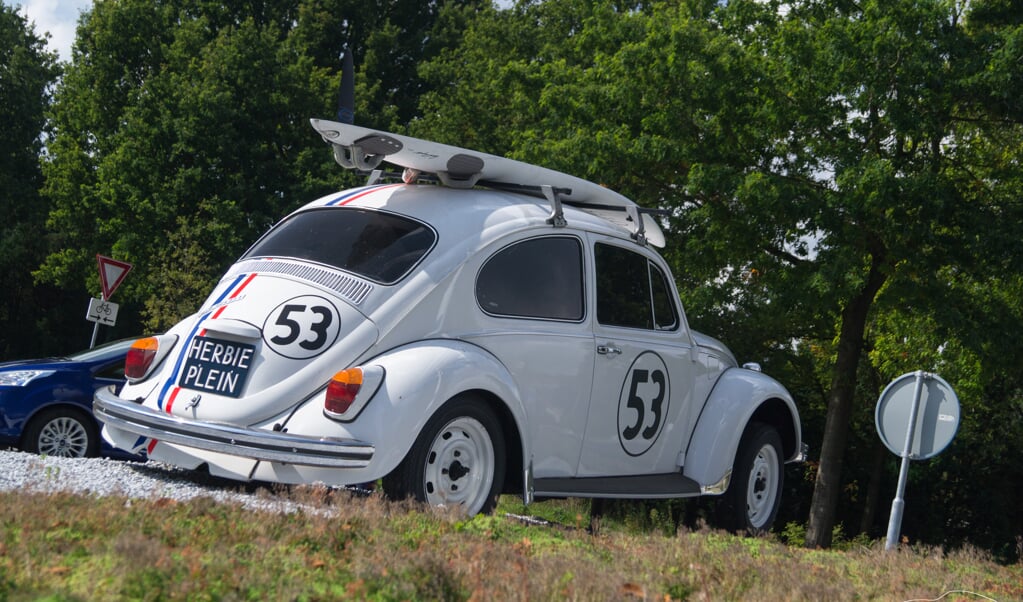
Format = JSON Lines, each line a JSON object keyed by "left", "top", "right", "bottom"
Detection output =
{"left": 263, "top": 295, "right": 341, "bottom": 360}
{"left": 617, "top": 351, "right": 670, "bottom": 457}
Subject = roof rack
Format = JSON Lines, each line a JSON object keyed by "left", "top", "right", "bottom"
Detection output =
{"left": 362, "top": 169, "right": 668, "bottom": 245}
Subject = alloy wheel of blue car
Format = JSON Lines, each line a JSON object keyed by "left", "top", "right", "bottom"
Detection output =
{"left": 24, "top": 407, "right": 99, "bottom": 458}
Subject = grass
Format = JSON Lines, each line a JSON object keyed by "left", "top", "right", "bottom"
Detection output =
{"left": 1, "top": 485, "right": 1020, "bottom": 601}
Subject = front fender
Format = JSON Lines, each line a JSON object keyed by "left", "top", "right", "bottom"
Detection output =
{"left": 683, "top": 368, "right": 801, "bottom": 492}
{"left": 277, "top": 339, "right": 529, "bottom": 482}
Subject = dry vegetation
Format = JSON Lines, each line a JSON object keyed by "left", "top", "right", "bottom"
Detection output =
{"left": 1, "top": 486, "right": 1020, "bottom": 601}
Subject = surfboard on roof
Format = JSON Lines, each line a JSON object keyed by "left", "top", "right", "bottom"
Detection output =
{"left": 309, "top": 118, "right": 666, "bottom": 247}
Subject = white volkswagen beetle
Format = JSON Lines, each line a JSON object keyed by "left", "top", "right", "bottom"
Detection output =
{"left": 95, "top": 119, "right": 803, "bottom": 532}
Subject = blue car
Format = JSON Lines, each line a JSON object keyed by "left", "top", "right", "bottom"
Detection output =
{"left": 0, "top": 337, "right": 141, "bottom": 459}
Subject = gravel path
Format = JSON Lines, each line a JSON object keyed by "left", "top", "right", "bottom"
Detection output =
{"left": 0, "top": 448, "right": 330, "bottom": 514}
{"left": 0, "top": 448, "right": 548, "bottom": 526}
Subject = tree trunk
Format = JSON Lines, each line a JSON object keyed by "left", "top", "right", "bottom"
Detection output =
{"left": 805, "top": 251, "right": 887, "bottom": 548}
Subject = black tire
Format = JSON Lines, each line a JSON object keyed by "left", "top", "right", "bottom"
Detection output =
{"left": 23, "top": 407, "right": 100, "bottom": 458}
{"left": 383, "top": 395, "right": 506, "bottom": 516}
{"left": 717, "top": 421, "right": 784, "bottom": 535}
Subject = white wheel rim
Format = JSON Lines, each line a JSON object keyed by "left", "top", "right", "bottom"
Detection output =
{"left": 423, "top": 416, "right": 495, "bottom": 515}
{"left": 746, "top": 443, "right": 780, "bottom": 529}
{"left": 38, "top": 416, "right": 90, "bottom": 457}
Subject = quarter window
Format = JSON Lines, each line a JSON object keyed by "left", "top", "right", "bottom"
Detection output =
{"left": 595, "top": 243, "right": 678, "bottom": 330}
{"left": 476, "top": 237, "right": 584, "bottom": 321}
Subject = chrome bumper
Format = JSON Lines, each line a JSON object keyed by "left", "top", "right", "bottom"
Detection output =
{"left": 94, "top": 386, "right": 374, "bottom": 468}
{"left": 793, "top": 442, "right": 809, "bottom": 464}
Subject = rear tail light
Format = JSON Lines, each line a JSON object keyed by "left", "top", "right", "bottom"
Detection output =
{"left": 125, "top": 335, "right": 178, "bottom": 381}
{"left": 326, "top": 368, "right": 363, "bottom": 415}
{"left": 324, "top": 365, "right": 384, "bottom": 421}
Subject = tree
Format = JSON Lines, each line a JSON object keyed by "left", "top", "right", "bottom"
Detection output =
{"left": 768, "top": 0, "right": 1023, "bottom": 548}
{"left": 0, "top": 5, "right": 60, "bottom": 358}
{"left": 38, "top": 0, "right": 482, "bottom": 333}
{"left": 38, "top": 0, "right": 329, "bottom": 332}
{"left": 413, "top": 0, "right": 1023, "bottom": 549}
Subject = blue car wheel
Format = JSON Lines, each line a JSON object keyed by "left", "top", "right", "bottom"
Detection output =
{"left": 23, "top": 407, "right": 100, "bottom": 458}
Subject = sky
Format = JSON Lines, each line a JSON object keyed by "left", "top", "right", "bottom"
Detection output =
{"left": 4, "top": 0, "right": 92, "bottom": 62}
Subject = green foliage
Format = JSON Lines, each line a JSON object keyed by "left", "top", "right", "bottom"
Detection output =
{"left": 414, "top": 0, "right": 1023, "bottom": 552}
{"left": 782, "top": 521, "right": 807, "bottom": 547}
{"left": 3, "top": 488, "right": 1021, "bottom": 600}
{"left": 39, "top": 0, "right": 341, "bottom": 329}
{"left": 8, "top": 0, "right": 1023, "bottom": 559}
{"left": 0, "top": 5, "right": 65, "bottom": 358}
{"left": 33, "top": 0, "right": 481, "bottom": 333}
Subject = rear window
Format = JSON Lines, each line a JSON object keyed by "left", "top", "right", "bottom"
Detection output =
{"left": 243, "top": 208, "right": 435, "bottom": 284}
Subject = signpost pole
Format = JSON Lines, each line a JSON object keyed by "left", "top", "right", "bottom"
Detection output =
{"left": 884, "top": 371, "right": 926, "bottom": 551}
{"left": 89, "top": 293, "right": 105, "bottom": 349}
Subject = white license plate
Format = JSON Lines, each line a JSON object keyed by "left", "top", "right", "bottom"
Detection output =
{"left": 179, "top": 336, "right": 255, "bottom": 398}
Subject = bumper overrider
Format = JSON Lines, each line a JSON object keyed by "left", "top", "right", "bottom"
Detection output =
{"left": 93, "top": 386, "right": 374, "bottom": 468}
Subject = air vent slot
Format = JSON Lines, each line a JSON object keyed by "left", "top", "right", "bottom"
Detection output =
{"left": 226, "top": 260, "right": 373, "bottom": 305}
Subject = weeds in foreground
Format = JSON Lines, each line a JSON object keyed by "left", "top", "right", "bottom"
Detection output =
{"left": 0, "top": 487, "right": 1019, "bottom": 601}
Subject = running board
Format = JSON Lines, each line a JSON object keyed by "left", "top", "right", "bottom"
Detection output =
{"left": 533, "top": 473, "right": 702, "bottom": 499}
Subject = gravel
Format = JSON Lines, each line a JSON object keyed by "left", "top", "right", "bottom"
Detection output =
{"left": 0, "top": 448, "right": 334, "bottom": 514}
{"left": 0, "top": 448, "right": 543, "bottom": 525}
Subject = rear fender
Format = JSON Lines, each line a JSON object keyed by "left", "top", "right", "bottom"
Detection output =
{"left": 279, "top": 339, "right": 529, "bottom": 482}
{"left": 683, "top": 368, "right": 801, "bottom": 493}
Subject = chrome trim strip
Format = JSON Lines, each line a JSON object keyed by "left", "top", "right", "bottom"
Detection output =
{"left": 793, "top": 442, "right": 809, "bottom": 464}
{"left": 94, "top": 387, "right": 373, "bottom": 468}
{"left": 700, "top": 469, "right": 731, "bottom": 495}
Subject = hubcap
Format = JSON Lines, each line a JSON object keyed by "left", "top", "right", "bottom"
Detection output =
{"left": 423, "top": 416, "right": 495, "bottom": 515}
{"left": 746, "top": 443, "right": 779, "bottom": 529}
{"left": 38, "top": 417, "right": 89, "bottom": 458}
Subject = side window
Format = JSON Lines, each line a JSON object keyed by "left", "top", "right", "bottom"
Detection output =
{"left": 476, "top": 236, "right": 584, "bottom": 321}
{"left": 595, "top": 243, "right": 650, "bottom": 328}
{"left": 596, "top": 243, "right": 678, "bottom": 331}
{"left": 650, "top": 262, "right": 679, "bottom": 331}
{"left": 94, "top": 361, "right": 126, "bottom": 381}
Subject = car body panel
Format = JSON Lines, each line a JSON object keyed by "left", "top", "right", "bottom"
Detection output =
{"left": 684, "top": 367, "right": 801, "bottom": 489}
{"left": 1, "top": 338, "right": 141, "bottom": 459}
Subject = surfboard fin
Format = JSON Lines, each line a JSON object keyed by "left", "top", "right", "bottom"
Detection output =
{"left": 331, "top": 143, "right": 385, "bottom": 171}
{"left": 337, "top": 46, "right": 355, "bottom": 124}
{"left": 435, "top": 153, "right": 485, "bottom": 189}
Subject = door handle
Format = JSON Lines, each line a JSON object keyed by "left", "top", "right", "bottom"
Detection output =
{"left": 597, "top": 343, "right": 621, "bottom": 356}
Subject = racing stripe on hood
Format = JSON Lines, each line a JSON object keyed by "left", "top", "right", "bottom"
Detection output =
{"left": 156, "top": 272, "right": 258, "bottom": 412}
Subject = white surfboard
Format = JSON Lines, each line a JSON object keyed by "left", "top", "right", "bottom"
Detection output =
{"left": 309, "top": 118, "right": 666, "bottom": 247}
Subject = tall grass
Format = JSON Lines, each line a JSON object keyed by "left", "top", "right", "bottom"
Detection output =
{"left": 1, "top": 487, "right": 1019, "bottom": 601}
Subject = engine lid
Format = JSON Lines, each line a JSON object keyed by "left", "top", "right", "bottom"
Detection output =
{"left": 151, "top": 272, "right": 378, "bottom": 425}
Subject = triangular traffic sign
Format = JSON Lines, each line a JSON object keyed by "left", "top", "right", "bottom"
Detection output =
{"left": 97, "top": 254, "right": 133, "bottom": 300}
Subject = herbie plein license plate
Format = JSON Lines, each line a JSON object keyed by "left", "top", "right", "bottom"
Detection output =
{"left": 179, "top": 336, "right": 255, "bottom": 398}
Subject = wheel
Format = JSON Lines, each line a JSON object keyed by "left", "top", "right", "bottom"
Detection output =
{"left": 23, "top": 407, "right": 100, "bottom": 458}
{"left": 383, "top": 395, "right": 506, "bottom": 516}
{"left": 717, "top": 421, "right": 784, "bottom": 534}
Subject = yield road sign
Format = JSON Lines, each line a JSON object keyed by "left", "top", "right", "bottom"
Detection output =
{"left": 97, "top": 254, "right": 133, "bottom": 300}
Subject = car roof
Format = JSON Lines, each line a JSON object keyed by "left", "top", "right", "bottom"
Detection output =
{"left": 300, "top": 183, "right": 649, "bottom": 251}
